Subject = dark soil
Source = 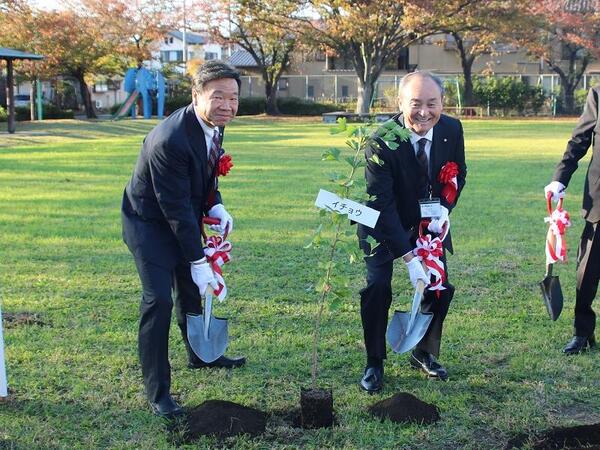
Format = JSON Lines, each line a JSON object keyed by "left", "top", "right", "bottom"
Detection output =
{"left": 300, "top": 387, "right": 334, "bottom": 429}
{"left": 505, "top": 423, "right": 600, "bottom": 449}
{"left": 369, "top": 392, "right": 440, "bottom": 424}
{"left": 3, "top": 312, "right": 47, "bottom": 328}
{"left": 179, "top": 400, "right": 266, "bottom": 442}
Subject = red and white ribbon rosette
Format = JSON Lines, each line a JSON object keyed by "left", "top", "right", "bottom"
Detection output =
{"left": 544, "top": 194, "right": 571, "bottom": 264}
{"left": 437, "top": 162, "right": 459, "bottom": 205}
{"left": 201, "top": 217, "right": 232, "bottom": 302}
{"left": 413, "top": 221, "right": 448, "bottom": 296}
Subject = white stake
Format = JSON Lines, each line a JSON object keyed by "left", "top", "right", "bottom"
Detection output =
{"left": 0, "top": 304, "right": 7, "bottom": 398}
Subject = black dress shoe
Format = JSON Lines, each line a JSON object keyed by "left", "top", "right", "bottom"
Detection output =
{"left": 360, "top": 366, "right": 383, "bottom": 393}
{"left": 563, "top": 335, "right": 596, "bottom": 355}
{"left": 188, "top": 355, "right": 246, "bottom": 369}
{"left": 410, "top": 350, "right": 448, "bottom": 381}
{"left": 149, "top": 395, "right": 183, "bottom": 418}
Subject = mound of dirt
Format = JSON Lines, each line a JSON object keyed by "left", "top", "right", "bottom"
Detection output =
{"left": 182, "top": 400, "right": 267, "bottom": 441}
{"left": 506, "top": 423, "right": 600, "bottom": 449}
{"left": 369, "top": 392, "right": 440, "bottom": 424}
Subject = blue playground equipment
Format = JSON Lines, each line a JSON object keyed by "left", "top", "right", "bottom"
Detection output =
{"left": 113, "top": 67, "right": 165, "bottom": 120}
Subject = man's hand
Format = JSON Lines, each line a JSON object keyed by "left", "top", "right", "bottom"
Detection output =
{"left": 544, "top": 181, "right": 566, "bottom": 202}
{"left": 190, "top": 258, "right": 218, "bottom": 295}
{"left": 428, "top": 206, "right": 449, "bottom": 234}
{"left": 405, "top": 256, "right": 429, "bottom": 289}
{"left": 208, "top": 204, "right": 233, "bottom": 235}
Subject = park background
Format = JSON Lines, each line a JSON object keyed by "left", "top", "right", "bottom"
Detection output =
{"left": 2, "top": 0, "right": 600, "bottom": 449}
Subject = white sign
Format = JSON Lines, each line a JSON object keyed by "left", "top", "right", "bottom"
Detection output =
{"left": 315, "top": 189, "right": 380, "bottom": 229}
{"left": 0, "top": 305, "right": 7, "bottom": 398}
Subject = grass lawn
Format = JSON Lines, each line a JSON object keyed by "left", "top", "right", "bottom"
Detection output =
{"left": 0, "top": 116, "right": 598, "bottom": 449}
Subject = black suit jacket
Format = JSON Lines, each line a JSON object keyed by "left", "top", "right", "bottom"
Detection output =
{"left": 121, "top": 104, "right": 223, "bottom": 268}
{"left": 553, "top": 86, "right": 600, "bottom": 223}
{"left": 358, "top": 113, "right": 467, "bottom": 263}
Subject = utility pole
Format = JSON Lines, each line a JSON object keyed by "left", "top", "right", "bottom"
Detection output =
{"left": 182, "top": 0, "right": 188, "bottom": 72}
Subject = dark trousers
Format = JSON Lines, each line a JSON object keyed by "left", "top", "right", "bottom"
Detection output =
{"left": 133, "top": 256, "right": 202, "bottom": 402}
{"left": 574, "top": 221, "right": 600, "bottom": 337}
{"left": 360, "top": 254, "right": 454, "bottom": 360}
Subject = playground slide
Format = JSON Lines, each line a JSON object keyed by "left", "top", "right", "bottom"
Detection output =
{"left": 112, "top": 90, "right": 139, "bottom": 120}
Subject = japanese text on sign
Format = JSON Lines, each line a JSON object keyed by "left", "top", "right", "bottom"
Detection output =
{"left": 315, "top": 189, "right": 380, "bottom": 229}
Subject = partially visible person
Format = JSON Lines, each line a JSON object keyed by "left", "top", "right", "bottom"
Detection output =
{"left": 121, "top": 61, "right": 245, "bottom": 418}
{"left": 357, "top": 71, "right": 467, "bottom": 392}
{"left": 545, "top": 85, "right": 600, "bottom": 355}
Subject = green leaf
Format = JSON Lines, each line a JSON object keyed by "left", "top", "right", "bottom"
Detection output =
{"left": 369, "top": 154, "right": 384, "bottom": 166}
{"left": 344, "top": 156, "right": 358, "bottom": 167}
{"left": 330, "top": 117, "right": 347, "bottom": 134}
{"left": 328, "top": 171, "right": 345, "bottom": 182}
{"left": 346, "top": 139, "right": 360, "bottom": 151}
{"left": 366, "top": 235, "right": 379, "bottom": 248}
{"left": 328, "top": 296, "right": 343, "bottom": 311}
{"left": 394, "top": 126, "right": 412, "bottom": 141}
{"left": 322, "top": 148, "right": 341, "bottom": 161}
{"left": 304, "top": 223, "right": 323, "bottom": 249}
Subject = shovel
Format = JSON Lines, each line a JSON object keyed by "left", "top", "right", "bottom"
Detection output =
{"left": 186, "top": 216, "right": 230, "bottom": 362}
{"left": 540, "top": 196, "right": 564, "bottom": 321}
{"left": 387, "top": 277, "right": 433, "bottom": 354}
{"left": 187, "top": 286, "right": 229, "bottom": 363}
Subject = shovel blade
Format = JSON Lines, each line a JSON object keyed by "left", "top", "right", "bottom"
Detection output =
{"left": 387, "top": 310, "right": 434, "bottom": 354}
{"left": 186, "top": 313, "right": 229, "bottom": 363}
{"left": 540, "top": 275, "right": 563, "bottom": 321}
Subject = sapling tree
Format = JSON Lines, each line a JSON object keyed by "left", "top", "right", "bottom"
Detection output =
{"left": 308, "top": 118, "right": 410, "bottom": 388}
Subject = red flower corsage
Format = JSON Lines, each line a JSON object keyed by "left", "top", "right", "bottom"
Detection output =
{"left": 437, "top": 162, "right": 459, "bottom": 205}
{"left": 218, "top": 154, "right": 233, "bottom": 176}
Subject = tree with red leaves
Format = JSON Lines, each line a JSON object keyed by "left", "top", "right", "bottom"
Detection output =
{"left": 516, "top": 0, "right": 600, "bottom": 114}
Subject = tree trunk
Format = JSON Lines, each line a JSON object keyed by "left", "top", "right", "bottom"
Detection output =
{"left": 265, "top": 82, "right": 280, "bottom": 115}
{"left": 454, "top": 34, "right": 475, "bottom": 107}
{"left": 356, "top": 79, "right": 374, "bottom": 115}
{"left": 562, "top": 84, "right": 576, "bottom": 115}
{"left": 76, "top": 71, "right": 96, "bottom": 119}
{"left": 462, "top": 63, "right": 475, "bottom": 107}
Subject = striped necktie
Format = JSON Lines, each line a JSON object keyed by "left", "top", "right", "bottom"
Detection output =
{"left": 207, "top": 129, "right": 221, "bottom": 178}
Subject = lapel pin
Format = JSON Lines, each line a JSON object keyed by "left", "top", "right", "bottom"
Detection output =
{"left": 443, "top": 138, "right": 448, "bottom": 142}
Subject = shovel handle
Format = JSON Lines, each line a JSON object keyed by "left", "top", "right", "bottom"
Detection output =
{"left": 203, "top": 285, "right": 214, "bottom": 341}
{"left": 203, "top": 217, "right": 220, "bottom": 225}
{"left": 416, "top": 278, "right": 427, "bottom": 294}
{"left": 419, "top": 219, "right": 449, "bottom": 241}
{"left": 546, "top": 192, "right": 563, "bottom": 215}
{"left": 201, "top": 217, "right": 229, "bottom": 241}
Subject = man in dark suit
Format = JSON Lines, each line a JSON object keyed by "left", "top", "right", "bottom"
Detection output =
{"left": 121, "top": 61, "right": 245, "bottom": 417}
{"left": 357, "top": 71, "right": 467, "bottom": 392}
{"left": 545, "top": 86, "right": 600, "bottom": 355}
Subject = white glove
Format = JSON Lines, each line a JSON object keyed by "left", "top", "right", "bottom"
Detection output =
{"left": 544, "top": 181, "right": 566, "bottom": 202}
{"left": 405, "top": 257, "right": 429, "bottom": 289}
{"left": 208, "top": 203, "right": 233, "bottom": 235}
{"left": 190, "top": 258, "right": 218, "bottom": 296}
{"left": 428, "top": 206, "right": 449, "bottom": 234}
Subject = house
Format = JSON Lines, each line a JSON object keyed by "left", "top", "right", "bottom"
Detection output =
{"left": 226, "top": 33, "right": 600, "bottom": 104}
{"left": 89, "top": 30, "right": 226, "bottom": 110}
{"left": 150, "top": 30, "right": 224, "bottom": 71}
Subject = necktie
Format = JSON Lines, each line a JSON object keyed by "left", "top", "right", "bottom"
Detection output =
{"left": 416, "top": 137, "right": 430, "bottom": 198}
{"left": 204, "top": 129, "right": 221, "bottom": 211}
{"left": 207, "top": 129, "right": 221, "bottom": 178}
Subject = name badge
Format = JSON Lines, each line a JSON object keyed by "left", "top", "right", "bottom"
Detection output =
{"left": 419, "top": 198, "right": 441, "bottom": 218}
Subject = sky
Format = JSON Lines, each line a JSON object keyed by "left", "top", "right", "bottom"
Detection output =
{"left": 29, "top": 0, "right": 65, "bottom": 11}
